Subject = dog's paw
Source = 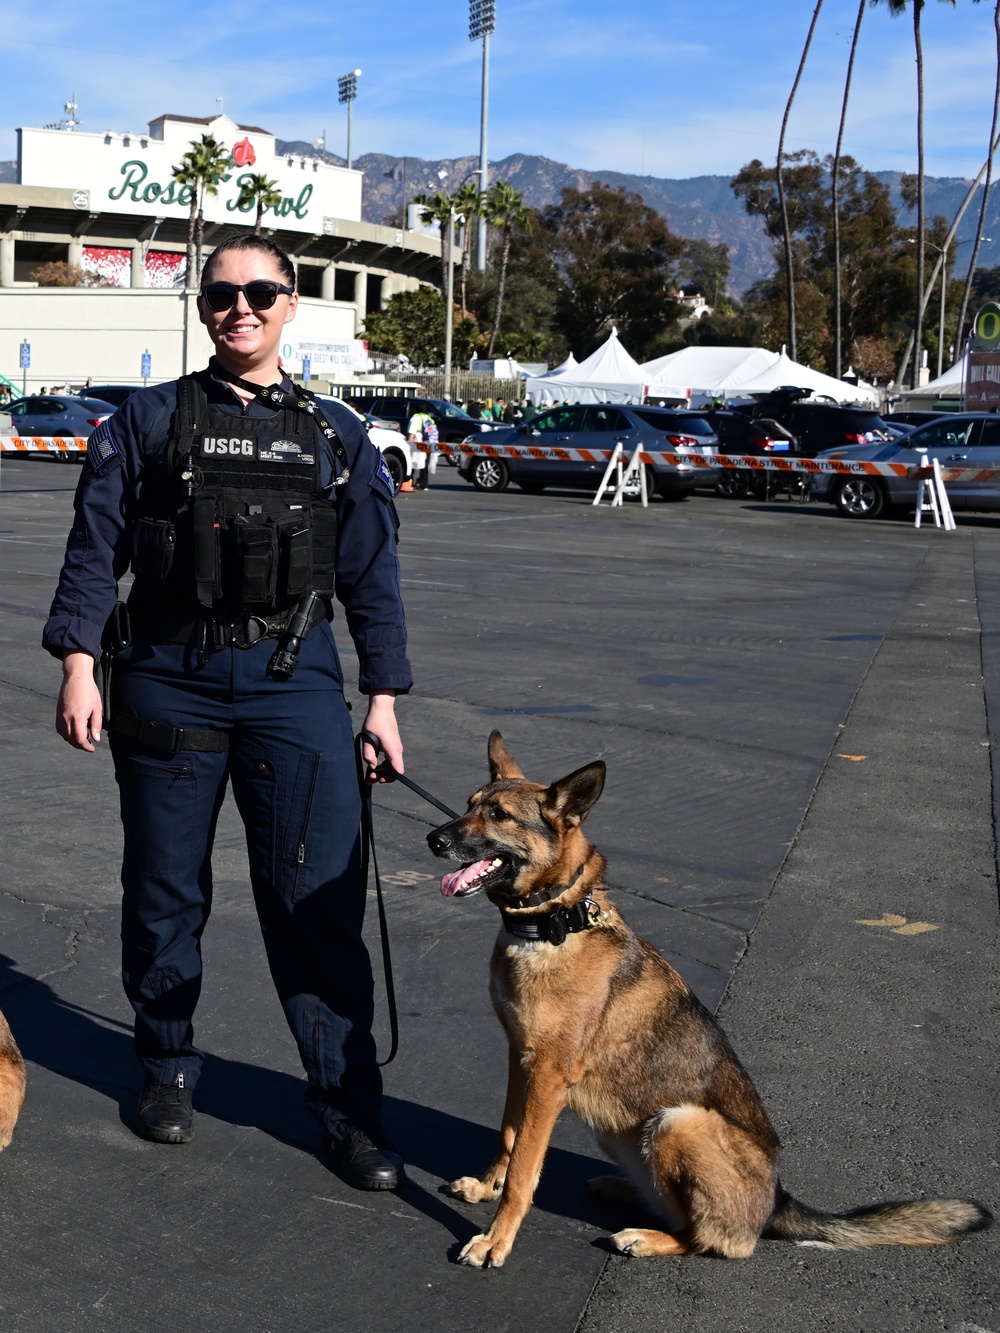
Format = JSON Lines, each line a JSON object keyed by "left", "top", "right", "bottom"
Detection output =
{"left": 448, "top": 1175, "right": 503, "bottom": 1204}
{"left": 610, "top": 1227, "right": 687, "bottom": 1258}
{"left": 458, "top": 1232, "right": 509, "bottom": 1269}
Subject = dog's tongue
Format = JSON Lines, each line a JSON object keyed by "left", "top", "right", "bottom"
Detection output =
{"left": 441, "top": 859, "right": 494, "bottom": 897}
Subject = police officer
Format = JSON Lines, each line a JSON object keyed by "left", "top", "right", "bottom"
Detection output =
{"left": 43, "top": 233, "right": 411, "bottom": 1191}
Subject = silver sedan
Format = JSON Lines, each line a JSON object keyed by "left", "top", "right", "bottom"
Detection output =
{"left": 809, "top": 414, "right": 1000, "bottom": 519}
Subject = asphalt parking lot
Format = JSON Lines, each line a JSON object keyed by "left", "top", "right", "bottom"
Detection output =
{"left": 0, "top": 461, "right": 996, "bottom": 1332}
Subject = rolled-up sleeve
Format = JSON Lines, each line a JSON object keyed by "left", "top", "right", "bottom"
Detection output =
{"left": 327, "top": 404, "right": 413, "bottom": 695}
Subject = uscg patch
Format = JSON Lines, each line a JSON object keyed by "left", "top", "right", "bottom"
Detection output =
{"left": 86, "top": 420, "right": 121, "bottom": 472}
{"left": 198, "top": 435, "right": 314, "bottom": 465}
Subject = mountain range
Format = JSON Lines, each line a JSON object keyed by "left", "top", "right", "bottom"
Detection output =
{"left": 4, "top": 146, "right": 999, "bottom": 297}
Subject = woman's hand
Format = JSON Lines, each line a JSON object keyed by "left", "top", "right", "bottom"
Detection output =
{"left": 57, "top": 651, "right": 103, "bottom": 752}
{"left": 361, "top": 690, "right": 402, "bottom": 783}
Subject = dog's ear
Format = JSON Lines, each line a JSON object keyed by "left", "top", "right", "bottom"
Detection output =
{"left": 488, "top": 730, "right": 525, "bottom": 781}
{"left": 545, "top": 761, "right": 606, "bottom": 825}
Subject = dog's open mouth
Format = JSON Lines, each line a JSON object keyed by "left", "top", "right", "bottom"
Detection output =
{"left": 440, "top": 856, "right": 509, "bottom": 898}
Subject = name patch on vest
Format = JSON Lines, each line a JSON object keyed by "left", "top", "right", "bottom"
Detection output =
{"left": 259, "top": 437, "right": 315, "bottom": 465}
{"left": 197, "top": 435, "right": 315, "bottom": 465}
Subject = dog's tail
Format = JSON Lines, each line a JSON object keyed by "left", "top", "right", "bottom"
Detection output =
{"left": 0, "top": 1012, "right": 26, "bottom": 1151}
{"left": 764, "top": 1184, "right": 992, "bottom": 1250}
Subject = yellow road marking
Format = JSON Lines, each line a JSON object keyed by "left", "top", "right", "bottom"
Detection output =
{"left": 856, "top": 914, "right": 939, "bottom": 935}
{"left": 838, "top": 754, "right": 868, "bottom": 761}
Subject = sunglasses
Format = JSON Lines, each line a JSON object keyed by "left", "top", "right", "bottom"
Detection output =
{"left": 200, "top": 280, "right": 295, "bottom": 312}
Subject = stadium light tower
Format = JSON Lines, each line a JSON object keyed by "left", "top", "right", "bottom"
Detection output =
{"left": 469, "top": 0, "right": 495, "bottom": 271}
{"left": 338, "top": 69, "right": 362, "bottom": 170}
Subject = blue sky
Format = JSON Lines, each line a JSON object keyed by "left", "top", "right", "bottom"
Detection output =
{"left": 0, "top": 0, "right": 997, "bottom": 181}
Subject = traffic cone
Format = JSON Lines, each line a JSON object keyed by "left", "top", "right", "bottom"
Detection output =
{"left": 400, "top": 479, "right": 414, "bottom": 492}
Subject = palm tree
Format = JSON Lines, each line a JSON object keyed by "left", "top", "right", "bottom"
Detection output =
{"left": 412, "top": 190, "right": 455, "bottom": 294}
{"left": 173, "top": 134, "right": 232, "bottom": 285}
{"left": 453, "top": 180, "right": 481, "bottom": 320}
{"left": 874, "top": 0, "right": 956, "bottom": 388}
{"left": 481, "top": 182, "right": 530, "bottom": 357}
{"left": 776, "top": 0, "right": 825, "bottom": 362}
{"left": 956, "top": 0, "right": 1000, "bottom": 349}
{"left": 831, "top": 0, "right": 867, "bottom": 379}
{"left": 237, "top": 173, "right": 284, "bottom": 233}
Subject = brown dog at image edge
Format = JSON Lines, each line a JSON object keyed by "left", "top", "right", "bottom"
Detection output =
{"left": 0, "top": 1009, "right": 25, "bottom": 1152}
{"left": 427, "top": 731, "right": 992, "bottom": 1269}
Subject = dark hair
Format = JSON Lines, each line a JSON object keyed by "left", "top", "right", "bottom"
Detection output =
{"left": 200, "top": 233, "right": 296, "bottom": 289}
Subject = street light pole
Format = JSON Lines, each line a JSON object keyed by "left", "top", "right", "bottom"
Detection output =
{"left": 469, "top": 0, "right": 495, "bottom": 272}
{"left": 914, "top": 235, "right": 991, "bottom": 379}
{"left": 444, "top": 207, "right": 456, "bottom": 398}
{"left": 337, "top": 69, "right": 362, "bottom": 170}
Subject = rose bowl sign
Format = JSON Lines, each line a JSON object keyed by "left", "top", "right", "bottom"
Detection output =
{"left": 16, "top": 111, "right": 361, "bottom": 233}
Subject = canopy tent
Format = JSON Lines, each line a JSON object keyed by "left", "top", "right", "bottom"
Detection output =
{"left": 638, "top": 346, "right": 780, "bottom": 404}
{"left": 724, "top": 349, "right": 881, "bottom": 407}
{"left": 524, "top": 329, "right": 679, "bottom": 405}
{"left": 537, "top": 352, "right": 579, "bottom": 379}
{"left": 894, "top": 356, "right": 965, "bottom": 400}
{"left": 637, "top": 345, "right": 880, "bottom": 407}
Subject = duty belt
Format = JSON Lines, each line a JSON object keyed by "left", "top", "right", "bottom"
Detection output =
{"left": 109, "top": 711, "right": 231, "bottom": 756}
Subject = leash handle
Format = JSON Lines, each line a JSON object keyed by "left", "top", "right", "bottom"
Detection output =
{"left": 354, "top": 733, "right": 398, "bottom": 1067}
{"left": 359, "top": 729, "right": 461, "bottom": 820}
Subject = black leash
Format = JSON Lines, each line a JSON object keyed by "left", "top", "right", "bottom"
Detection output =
{"left": 354, "top": 730, "right": 461, "bottom": 1067}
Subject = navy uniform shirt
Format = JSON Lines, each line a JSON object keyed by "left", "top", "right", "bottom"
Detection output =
{"left": 42, "top": 369, "right": 413, "bottom": 695}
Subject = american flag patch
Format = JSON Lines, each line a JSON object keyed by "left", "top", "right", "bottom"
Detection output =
{"left": 87, "top": 420, "right": 120, "bottom": 471}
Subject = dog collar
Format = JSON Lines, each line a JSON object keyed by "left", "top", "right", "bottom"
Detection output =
{"left": 501, "top": 897, "right": 608, "bottom": 946}
{"left": 496, "top": 863, "right": 586, "bottom": 910}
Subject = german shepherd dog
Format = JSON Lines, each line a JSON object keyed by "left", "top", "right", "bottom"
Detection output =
{"left": 427, "top": 732, "right": 992, "bottom": 1270}
{"left": 0, "top": 1010, "right": 25, "bottom": 1152}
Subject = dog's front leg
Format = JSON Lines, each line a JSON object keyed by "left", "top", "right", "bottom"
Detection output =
{"left": 449, "top": 1044, "right": 525, "bottom": 1204}
{"left": 458, "top": 1061, "right": 568, "bottom": 1269}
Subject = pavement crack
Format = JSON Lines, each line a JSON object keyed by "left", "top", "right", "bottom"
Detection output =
{"left": 606, "top": 880, "right": 751, "bottom": 939}
{"left": 0, "top": 673, "right": 58, "bottom": 702}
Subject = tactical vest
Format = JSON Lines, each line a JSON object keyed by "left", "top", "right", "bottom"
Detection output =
{"left": 128, "top": 374, "right": 339, "bottom": 626}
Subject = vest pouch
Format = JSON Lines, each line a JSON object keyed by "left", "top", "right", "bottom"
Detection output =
{"left": 132, "top": 518, "right": 176, "bottom": 584}
{"left": 277, "top": 516, "right": 313, "bottom": 601}
{"left": 193, "top": 493, "right": 223, "bottom": 609}
{"left": 310, "top": 504, "right": 338, "bottom": 598}
{"left": 235, "top": 516, "right": 278, "bottom": 606}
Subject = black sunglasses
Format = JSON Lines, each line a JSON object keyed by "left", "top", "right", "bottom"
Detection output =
{"left": 200, "top": 280, "right": 295, "bottom": 312}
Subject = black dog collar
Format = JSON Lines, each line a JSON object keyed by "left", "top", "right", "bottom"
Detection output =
{"left": 496, "top": 863, "right": 586, "bottom": 911}
{"left": 501, "top": 897, "right": 606, "bottom": 946}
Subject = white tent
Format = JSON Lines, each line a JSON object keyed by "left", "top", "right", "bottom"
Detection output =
{"left": 543, "top": 352, "right": 579, "bottom": 379}
{"left": 895, "top": 356, "right": 965, "bottom": 400}
{"left": 524, "top": 329, "right": 679, "bottom": 405}
{"left": 638, "top": 346, "right": 780, "bottom": 404}
{"left": 637, "top": 344, "right": 880, "bottom": 407}
{"left": 726, "top": 349, "right": 881, "bottom": 407}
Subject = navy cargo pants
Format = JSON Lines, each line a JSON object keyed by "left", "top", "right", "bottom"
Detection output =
{"left": 108, "top": 623, "right": 381, "bottom": 1141}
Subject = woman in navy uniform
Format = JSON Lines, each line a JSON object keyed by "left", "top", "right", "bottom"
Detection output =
{"left": 43, "top": 234, "right": 411, "bottom": 1191}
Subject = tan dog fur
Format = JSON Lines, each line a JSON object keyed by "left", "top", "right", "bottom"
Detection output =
{"left": 0, "top": 1009, "right": 25, "bottom": 1151}
{"left": 429, "top": 732, "right": 991, "bottom": 1269}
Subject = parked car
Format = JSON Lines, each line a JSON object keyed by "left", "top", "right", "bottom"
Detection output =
{"left": 350, "top": 395, "right": 501, "bottom": 444}
{"left": 701, "top": 411, "right": 800, "bottom": 498}
{"left": 313, "top": 395, "right": 417, "bottom": 493}
{"left": 456, "top": 403, "right": 718, "bottom": 497}
{"left": 887, "top": 410, "right": 948, "bottom": 428}
{"left": 6, "top": 395, "right": 116, "bottom": 461}
{"left": 809, "top": 413, "right": 1000, "bottom": 518}
{"left": 77, "top": 384, "right": 141, "bottom": 408}
{"left": 747, "top": 388, "right": 891, "bottom": 457}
